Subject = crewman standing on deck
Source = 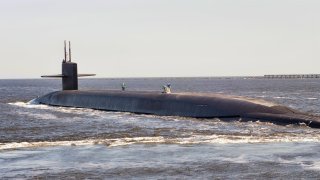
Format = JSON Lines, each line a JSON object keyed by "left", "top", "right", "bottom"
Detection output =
{"left": 162, "top": 84, "right": 171, "bottom": 94}
{"left": 121, "top": 83, "right": 126, "bottom": 91}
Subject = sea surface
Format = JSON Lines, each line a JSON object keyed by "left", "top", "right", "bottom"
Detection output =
{"left": 1, "top": 78, "right": 320, "bottom": 179}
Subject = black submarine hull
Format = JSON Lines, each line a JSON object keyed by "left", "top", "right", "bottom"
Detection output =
{"left": 34, "top": 90, "right": 320, "bottom": 128}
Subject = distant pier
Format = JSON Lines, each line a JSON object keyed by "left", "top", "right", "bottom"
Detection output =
{"left": 264, "top": 74, "right": 320, "bottom": 79}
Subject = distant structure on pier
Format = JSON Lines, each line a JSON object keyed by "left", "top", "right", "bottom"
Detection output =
{"left": 264, "top": 74, "right": 320, "bottom": 79}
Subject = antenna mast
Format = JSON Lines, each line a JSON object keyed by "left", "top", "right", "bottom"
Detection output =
{"left": 64, "top": 40, "right": 67, "bottom": 62}
{"left": 69, "top": 41, "right": 71, "bottom": 62}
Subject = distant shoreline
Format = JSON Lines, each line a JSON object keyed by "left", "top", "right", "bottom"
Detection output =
{"left": 1, "top": 75, "right": 320, "bottom": 80}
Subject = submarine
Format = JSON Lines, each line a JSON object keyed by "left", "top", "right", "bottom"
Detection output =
{"left": 34, "top": 41, "right": 320, "bottom": 128}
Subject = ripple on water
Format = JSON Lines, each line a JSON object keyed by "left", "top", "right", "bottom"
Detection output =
{"left": 1, "top": 143, "right": 320, "bottom": 179}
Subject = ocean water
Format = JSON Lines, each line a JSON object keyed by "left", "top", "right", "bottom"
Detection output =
{"left": 1, "top": 78, "right": 320, "bottom": 179}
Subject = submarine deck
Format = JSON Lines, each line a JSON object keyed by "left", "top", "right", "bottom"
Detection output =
{"left": 35, "top": 90, "right": 320, "bottom": 128}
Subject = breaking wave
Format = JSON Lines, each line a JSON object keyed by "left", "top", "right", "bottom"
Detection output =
{"left": 2, "top": 134, "right": 320, "bottom": 151}
{"left": 8, "top": 101, "right": 107, "bottom": 116}
{"left": 9, "top": 101, "right": 50, "bottom": 109}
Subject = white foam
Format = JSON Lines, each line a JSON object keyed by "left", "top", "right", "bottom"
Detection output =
{"left": 8, "top": 101, "right": 107, "bottom": 117}
{"left": 306, "top": 98, "right": 318, "bottom": 100}
{"left": 8, "top": 101, "right": 51, "bottom": 109}
{"left": 0, "top": 137, "right": 166, "bottom": 150}
{"left": 2, "top": 134, "right": 320, "bottom": 151}
{"left": 256, "top": 95, "right": 266, "bottom": 98}
{"left": 273, "top": 96, "right": 288, "bottom": 99}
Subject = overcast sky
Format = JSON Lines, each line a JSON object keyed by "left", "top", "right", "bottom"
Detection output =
{"left": 0, "top": 0, "right": 319, "bottom": 78}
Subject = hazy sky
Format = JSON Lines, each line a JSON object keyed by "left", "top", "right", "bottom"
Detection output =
{"left": 0, "top": 0, "right": 319, "bottom": 78}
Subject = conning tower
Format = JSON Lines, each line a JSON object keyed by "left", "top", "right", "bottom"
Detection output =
{"left": 41, "top": 41, "right": 95, "bottom": 90}
{"left": 62, "top": 41, "right": 78, "bottom": 90}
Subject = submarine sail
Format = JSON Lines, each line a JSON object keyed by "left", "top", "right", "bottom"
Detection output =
{"left": 41, "top": 40, "right": 95, "bottom": 90}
